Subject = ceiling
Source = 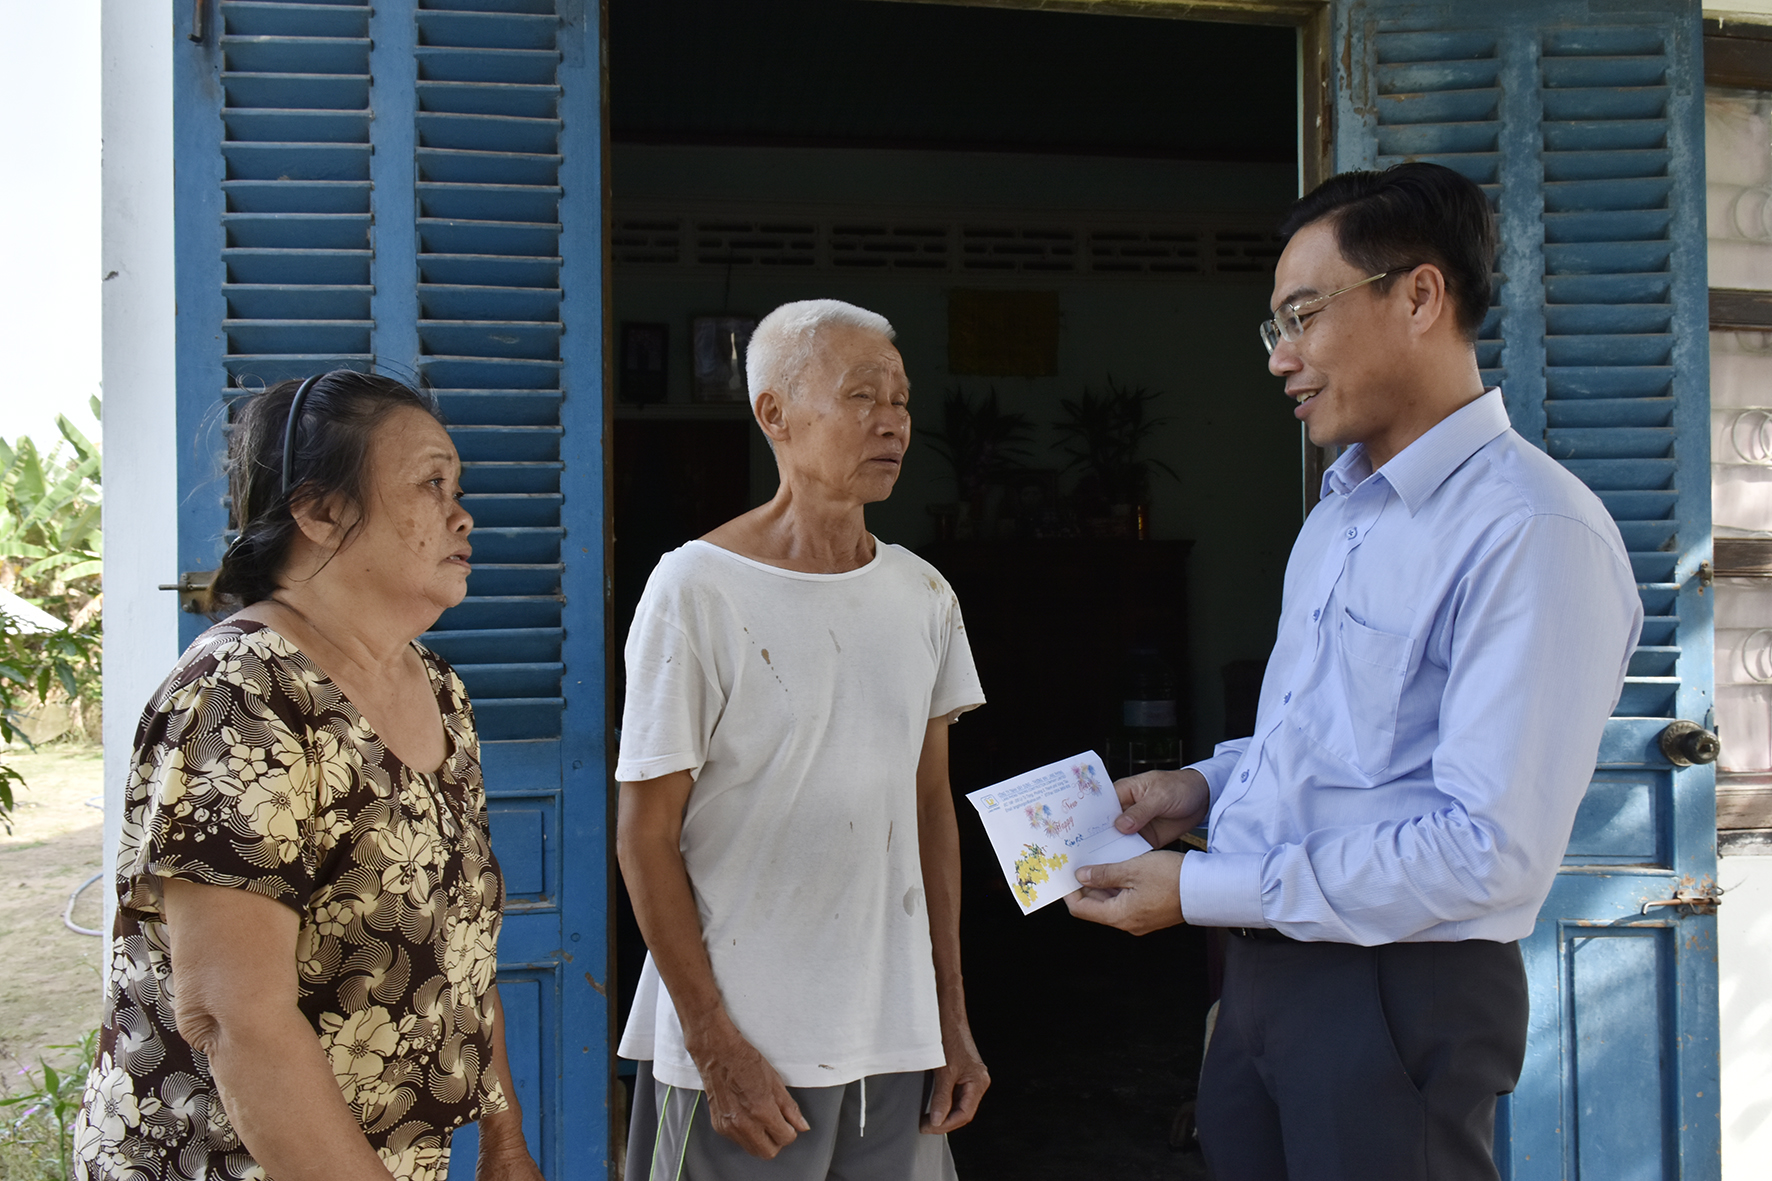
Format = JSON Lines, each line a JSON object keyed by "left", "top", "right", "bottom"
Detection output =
{"left": 608, "top": 0, "right": 1299, "bottom": 163}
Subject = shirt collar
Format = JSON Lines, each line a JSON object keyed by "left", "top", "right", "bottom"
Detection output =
{"left": 1320, "top": 388, "right": 1510, "bottom": 514}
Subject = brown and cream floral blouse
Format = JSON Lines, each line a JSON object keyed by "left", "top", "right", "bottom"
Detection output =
{"left": 73, "top": 620, "right": 507, "bottom": 1181}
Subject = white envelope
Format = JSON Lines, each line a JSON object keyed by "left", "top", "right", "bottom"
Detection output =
{"left": 965, "top": 749, "right": 1153, "bottom": 914}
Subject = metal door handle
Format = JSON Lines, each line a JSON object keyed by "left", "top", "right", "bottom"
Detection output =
{"left": 1657, "top": 720, "right": 1720, "bottom": 766}
{"left": 158, "top": 570, "right": 217, "bottom": 614}
{"left": 1640, "top": 884, "right": 1723, "bottom": 916}
{"left": 190, "top": 0, "right": 206, "bottom": 44}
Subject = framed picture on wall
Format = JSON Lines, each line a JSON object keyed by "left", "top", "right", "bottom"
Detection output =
{"left": 691, "top": 315, "right": 756, "bottom": 403}
{"left": 619, "top": 322, "right": 669, "bottom": 404}
{"left": 948, "top": 289, "right": 1060, "bottom": 377}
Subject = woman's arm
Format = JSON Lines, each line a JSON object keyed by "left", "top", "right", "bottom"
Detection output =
{"left": 914, "top": 716, "right": 990, "bottom": 1133}
{"left": 161, "top": 877, "right": 394, "bottom": 1181}
{"left": 475, "top": 985, "right": 544, "bottom": 1181}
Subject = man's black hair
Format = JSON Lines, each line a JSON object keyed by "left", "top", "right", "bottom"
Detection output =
{"left": 1278, "top": 162, "right": 1497, "bottom": 342}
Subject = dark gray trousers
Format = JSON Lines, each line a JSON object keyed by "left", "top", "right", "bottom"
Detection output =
{"left": 1196, "top": 934, "right": 1528, "bottom": 1181}
{"left": 624, "top": 1061, "right": 957, "bottom": 1181}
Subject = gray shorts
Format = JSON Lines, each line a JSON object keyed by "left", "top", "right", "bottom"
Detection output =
{"left": 625, "top": 1060, "right": 959, "bottom": 1181}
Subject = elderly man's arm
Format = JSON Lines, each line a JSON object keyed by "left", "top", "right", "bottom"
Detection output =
{"left": 915, "top": 716, "right": 991, "bottom": 1133}
{"left": 616, "top": 773, "right": 810, "bottom": 1159}
{"left": 161, "top": 877, "right": 396, "bottom": 1181}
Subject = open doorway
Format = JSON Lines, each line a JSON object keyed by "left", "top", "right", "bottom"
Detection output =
{"left": 608, "top": 1, "right": 1300, "bottom": 1173}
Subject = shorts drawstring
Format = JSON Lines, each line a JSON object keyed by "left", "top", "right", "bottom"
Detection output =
{"left": 859, "top": 1075, "right": 867, "bottom": 1137}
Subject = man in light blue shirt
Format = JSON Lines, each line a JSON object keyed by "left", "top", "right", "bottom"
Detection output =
{"left": 1067, "top": 163, "right": 1642, "bottom": 1181}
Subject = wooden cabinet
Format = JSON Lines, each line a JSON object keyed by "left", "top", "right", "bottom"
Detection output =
{"left": 921, "top": 539, "right": 1193, "bottom": 796}
{"left": 921, "top": 540, "right": 1209, "bottom": 1178}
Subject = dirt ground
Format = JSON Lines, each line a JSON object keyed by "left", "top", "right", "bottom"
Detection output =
{"left": 0, "top": 745, "right": 106, "bottom": 1078}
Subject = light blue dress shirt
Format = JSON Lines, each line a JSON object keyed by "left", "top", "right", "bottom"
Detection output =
{"left": 1178, "top": 390, "right": 1644, "bottom": 945}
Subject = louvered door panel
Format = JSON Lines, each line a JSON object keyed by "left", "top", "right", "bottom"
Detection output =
{"left": 219, "top": 1, "right": 374, "bottom": 392}
{"left": 413, "top": 0, "right": 567, "bottom": 748}
{"left": 180, "top": 0, "right": 377, "bottom": 604}
{"left": 1540, "top": 30, "right": 1689, "bottom": 739}
{"left": 403, "top": 6, "right": 596, "bottom": 1180}
{"left": 177, "top": 3, "right": 608, "bottom": 1176}
{"left": 1371, "top": 30, "right": 1510, "bottom": 392}
{"left": 1337, "top": 2, "right": 1717, "bottom": 1177}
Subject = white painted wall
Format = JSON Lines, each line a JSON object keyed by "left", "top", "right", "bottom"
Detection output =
{"left": 1720, "top": 854, "right": 1772, "bottom": 1176}
{"left": 1707, "top": 59, "right": 1772, "bottom": 1176}
{"left": 98, "top": 0, "right": 179, "bottom": 937}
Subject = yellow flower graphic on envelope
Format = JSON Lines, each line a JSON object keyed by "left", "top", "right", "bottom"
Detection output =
{"left": 1012, "top": 842, "right": 1069, "bottom": 908}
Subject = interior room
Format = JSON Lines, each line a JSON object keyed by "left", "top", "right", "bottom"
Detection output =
{"left": 607, "top": 1, "right": 1301, "bottom": 1172}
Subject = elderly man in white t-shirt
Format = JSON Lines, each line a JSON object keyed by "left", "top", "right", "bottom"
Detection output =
{"left": 615, "top": 299, "right": 990, "bottom": 1180}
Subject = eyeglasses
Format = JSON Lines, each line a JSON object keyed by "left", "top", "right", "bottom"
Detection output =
{"left": 1258, "top": 272, "right": 1394, "bottom": 355}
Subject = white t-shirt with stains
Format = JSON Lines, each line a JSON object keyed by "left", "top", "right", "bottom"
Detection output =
{"left": 615, "top": 539, "right": 985, "bottom": 1090}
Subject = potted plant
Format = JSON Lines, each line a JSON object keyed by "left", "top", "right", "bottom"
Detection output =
{"left": 1052, "top": 377, "right": 1177, "bottom": 538}
{"left": 923, "top": 386, "right": 1033, "bottom": 539}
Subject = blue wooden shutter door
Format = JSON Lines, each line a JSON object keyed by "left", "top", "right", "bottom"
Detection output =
{"left": 1335, "top": 0, "right": 1718, "bottom": 1175}
{"left": 173, "top": 2, "right": 610, "bottom": 1176}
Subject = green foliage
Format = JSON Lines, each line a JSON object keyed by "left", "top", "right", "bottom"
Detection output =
{"left": 0, "top": 1029, "right": 97, "bottom": 1181}
{"left": 0, "top": 398, "right": 104, "bottom": 834}
{"left": 0, "top": 612, "right": 101, "bottom": 832}
{"left": 0, "top": 400, "right": 104, "bottom": 616}
{"left": 0, "top": 617, "right": 96, "bottom": 710}
{"left": 923, "top": 386, "right": 1034, "bottom": 501}
{"left": 0, "top": 766, "right": 18, "bottom": 841}
{"left": 1051, "top": 377, "right": 1178, "bottom": 506}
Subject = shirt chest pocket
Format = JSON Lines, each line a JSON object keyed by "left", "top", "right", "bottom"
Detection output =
{"left": 1294, "top": 611, "right": 1416, "bottom": 778}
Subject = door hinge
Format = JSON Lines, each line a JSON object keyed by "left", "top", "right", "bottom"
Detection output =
{"left": 1698, "top": 560, "right": 1714, "bottom": 591}
{"left": 1640, "top": 883, "right": 1723, "bottom": 916}
{"left": 157, "top": 570, "right": 217, "bottom": 614}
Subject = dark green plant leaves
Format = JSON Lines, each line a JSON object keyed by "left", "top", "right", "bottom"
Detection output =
{"left": 923, "top": 386, "right": 1035, "bottom": 501}
{"left": 1051, "top": 376, "right": 1179, "bottom": 505}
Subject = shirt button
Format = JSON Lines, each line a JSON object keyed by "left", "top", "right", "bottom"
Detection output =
{"left": 1284, "top": 691, "right": 1292, "bottom": 704}
{"left": 1312, "top": 608, "right": 1320, "bottom": 621}
{"left": 1345, "top": 527, "right": 1358, "bottom": 539}
{"left": 1240, "top": 771, "right": 1249, "bottom": 782}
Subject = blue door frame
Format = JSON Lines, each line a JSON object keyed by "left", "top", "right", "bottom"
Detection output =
{"left": 1335, "top": 1, "right": 1720, "bottom": 1175}
{"left": 171, "top": 1, "right": 612, "bottom": 1175}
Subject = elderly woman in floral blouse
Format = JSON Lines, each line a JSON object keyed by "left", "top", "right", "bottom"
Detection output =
{"left": 73, "top": 372, "right": 540, "bottom": 1181}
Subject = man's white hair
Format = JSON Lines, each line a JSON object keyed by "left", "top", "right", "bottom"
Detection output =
{"left": 745, "top": 299, "right": 896, "bottom": 409}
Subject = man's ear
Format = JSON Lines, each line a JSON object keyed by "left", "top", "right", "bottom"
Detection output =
{"left": 753, "top": 388, "right": 791, "bottom": 447}
{"left": 1403, "top": 263, "right": 1451, "bottom": 337}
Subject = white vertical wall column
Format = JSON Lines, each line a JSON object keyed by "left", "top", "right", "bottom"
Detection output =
{"left": 1706, "top": 84, "right": 1772, "bottom": 1179}
{"left": 99, "top": 0, "right": 178, "bottom": 939}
